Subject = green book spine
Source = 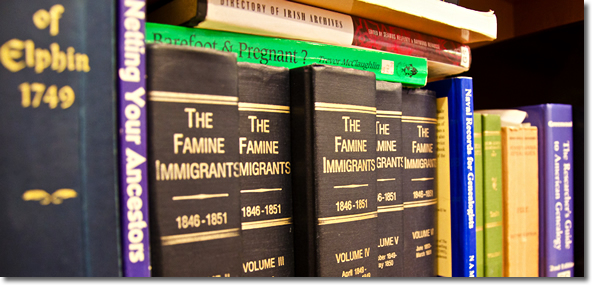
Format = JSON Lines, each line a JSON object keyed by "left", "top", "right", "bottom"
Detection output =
{"left": 145, "top": 23, "right": 428, "bottom": 87}
{"left": 474, "top": 113, "right": 484, "bottom": 277}
{"left": 481, "top": 114, "right": 504, "bottom": 277}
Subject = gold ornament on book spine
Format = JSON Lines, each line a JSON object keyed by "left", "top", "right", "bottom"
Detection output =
{"left": 22, "top": 188, "right": 78, "bottom": 205}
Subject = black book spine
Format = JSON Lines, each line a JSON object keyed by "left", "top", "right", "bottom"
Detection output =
{"left": 237, "top": 63, "right": 294, "bottom": 277}
{"left": 375, "top": 81, "right": 404, "bottom": 277}
{"left": 290, "top": 65, "right": 378, "bottom": 277}
{"left": 146, "top": 44, "right": 242, "bottom": 277}
{"left": 401, "top": 88, "right": 437, "bottom": 277}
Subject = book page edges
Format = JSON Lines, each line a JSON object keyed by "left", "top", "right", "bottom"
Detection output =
{"left": 293, "top": 0, "right": 497, "bottom": 43}
{"left": 475, "top": 109, "right": 528, "bottom": 127}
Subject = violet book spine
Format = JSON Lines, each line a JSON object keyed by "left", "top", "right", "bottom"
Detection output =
{"left": 519, "top": 104, "right": 574, "bottom": 277}
{"left": 118, "top": 0, "right": 151, "bottom": 277}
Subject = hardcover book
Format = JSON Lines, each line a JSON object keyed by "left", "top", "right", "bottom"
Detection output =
{"left": 146, "top": 44, "right": 242, "bottom": 277}
{"left": 0, "top": 0, "right": 120, "bottom": 276}
{"left": 473, "top": 113, "right": 484, "bottom": 277}
{"left": 401, "top": 88, "right": 437, "bottom": 277}
{"left": 292, "top": 0, "right": 497, "bottom": 44}
{"left": 501, "top": 125, "right": 539, "bottom": 277}
{"left": 290, "top": 65, "right": 378, "bottom": 277}
{"left": 146, "top": 0, "right": 468, "bottom": 78}
{"left": 375, "top": 81, "right": 404, "bottom": 277}
{"left": 118, "top": 0, "right": 151, "bottom": 277}
{"left": 237, "top": 62, "right": 294, "bottom": 277}
{"left": 145, "top": 22, "right": 428, "bottom": 87}
{"left": 479, "top": 113, "right": 504, "bottom": 277}
{"left": 519, "top": 104, "right": 574, "bottom": 277}
{"left": 425, "top": 77, "right": 476, "bottom": 277}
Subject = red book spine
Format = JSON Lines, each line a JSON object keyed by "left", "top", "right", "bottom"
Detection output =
{"left": 351, "top": 16, "right": 470, "bottom": 69}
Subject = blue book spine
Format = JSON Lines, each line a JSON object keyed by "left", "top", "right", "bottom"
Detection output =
{"left": 118, "top": 0, "right": 151, "bottom": 277}
{"left": 426, "top": 77, "right": 476, "bottom": 277}
{"left": 0, "top": 0, "right": 120, "bottom": 276}
{"left": 519, "top": 104, "right": 574, "bottom": 277}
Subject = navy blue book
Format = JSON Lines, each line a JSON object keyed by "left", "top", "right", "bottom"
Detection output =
{"left": 375, "top": 81, "right": 404, "bottom": 277}
{"left": 518, "top": 104, "right": 575, "bottom": 277}
{"left": 425, "top": 77, "right": 477, "bottom": 277}
{"left": 0, "top": 1, "right": 120, "bottom": 276}
{"left": 146, "top": 44, "right": 243, "bottom": 277}
{"left": 401, "top": 88, "right": 437, "bottom": 277}
{"left": 290, "top": 65, "right": 378, "bottom": 277}
{"left": 238, "top": 63, "right": 294, "bottom": 277}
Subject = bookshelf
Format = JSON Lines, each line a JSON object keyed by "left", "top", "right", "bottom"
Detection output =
{"left": 458, "top": 0, "right": 584, "bottom": 276}
{"left": 143, "top": 1, "right": 587, "bottom": 277}
{"left": 0, "top": 0, "right": 584, "bottom": 277}
{"left": 460, "top": 0, "right": 584, "bottom": 49}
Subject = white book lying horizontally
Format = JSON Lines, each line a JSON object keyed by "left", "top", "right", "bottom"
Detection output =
{"left": 292, "top": 0, "right": 498, "bottom": 44}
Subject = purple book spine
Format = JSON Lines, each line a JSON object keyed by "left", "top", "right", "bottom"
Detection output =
{"left": 520, "top": 104, "right": 574, "bottom": 277}
{"left": 118, "top": 0, "right": 151, "bottom": 277}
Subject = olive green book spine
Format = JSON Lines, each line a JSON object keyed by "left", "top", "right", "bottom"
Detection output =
{"left": 145, "top": 22, "right": 427, "bottom": 87}
{"left": 474, "top": 113, "right": 484, "bottom": 277}
{"left": 481, "top": 114, "right": 503, "bottom": 277}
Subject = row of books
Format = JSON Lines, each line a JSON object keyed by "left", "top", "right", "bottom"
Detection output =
{"left": 436, "top": 105, "right": 575, "bottom": 277}
{"left": 0, "top": 34, "right": 575, "bottom": 276}
{"left": 136, "top": 3, "right": 500, "bottom": 277}
{"left": 0, "top": 0, "right": 444, "bottom": 277}
{"left": 145, "top": 43, "right": 439, "bottom": 277}
{"left": 0, "top": 0, "right": 575, "bottom": 278}
{"left": 145, "top": 0, "right": 497, "bottom": 79}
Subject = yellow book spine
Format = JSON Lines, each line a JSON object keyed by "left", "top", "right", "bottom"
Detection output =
{"left": 435, "top": 97, "right": 452, "bottom": 276}
{"left": 502, "top": 126, "right": 539, "bottom": 277}
{"left": 523, "top": 127, "right": 539, "bottom": 276}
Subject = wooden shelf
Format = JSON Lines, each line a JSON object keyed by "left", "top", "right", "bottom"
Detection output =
{"left": 459, "top": 0, "right": 584, "bottom": 49}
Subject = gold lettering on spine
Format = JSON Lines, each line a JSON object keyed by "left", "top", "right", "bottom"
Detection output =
{"left": 35, "top": 47, "right": 51, "bottom": 73}
{"left": 75, "top": 52, "right": 90, "bottom": 72}
{"left": 50, "top": 43, "right": 66, "bottom": 72}
{"left": 155, "top": 160, "right": 242, "bottom": 181}
{"left": 66, "top": 47, "right": 75, "bottom": 71}
{"left": 33, "top": 5, "right": 64, "bottom": 35}
{"left": 1, "top": 39, "right": 26, "bottom": 72}
{"left": 335, "top": 248, "right": 367, "bottom": 263}
{"left": 1, "top": 4, "right": 91, "bottom": 79}
{"left": 1, "top": 39, "right": 90, "bottom": 74}
{"left": 242, "top": 258, "right": 277, "bottom": 273}
{"left": 25, "top": 40, "right": 35, "bottom": 67}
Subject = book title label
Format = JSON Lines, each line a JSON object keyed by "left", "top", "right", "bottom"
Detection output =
{"left": 1, "top": 5, "right": 91, "bottom": 110}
